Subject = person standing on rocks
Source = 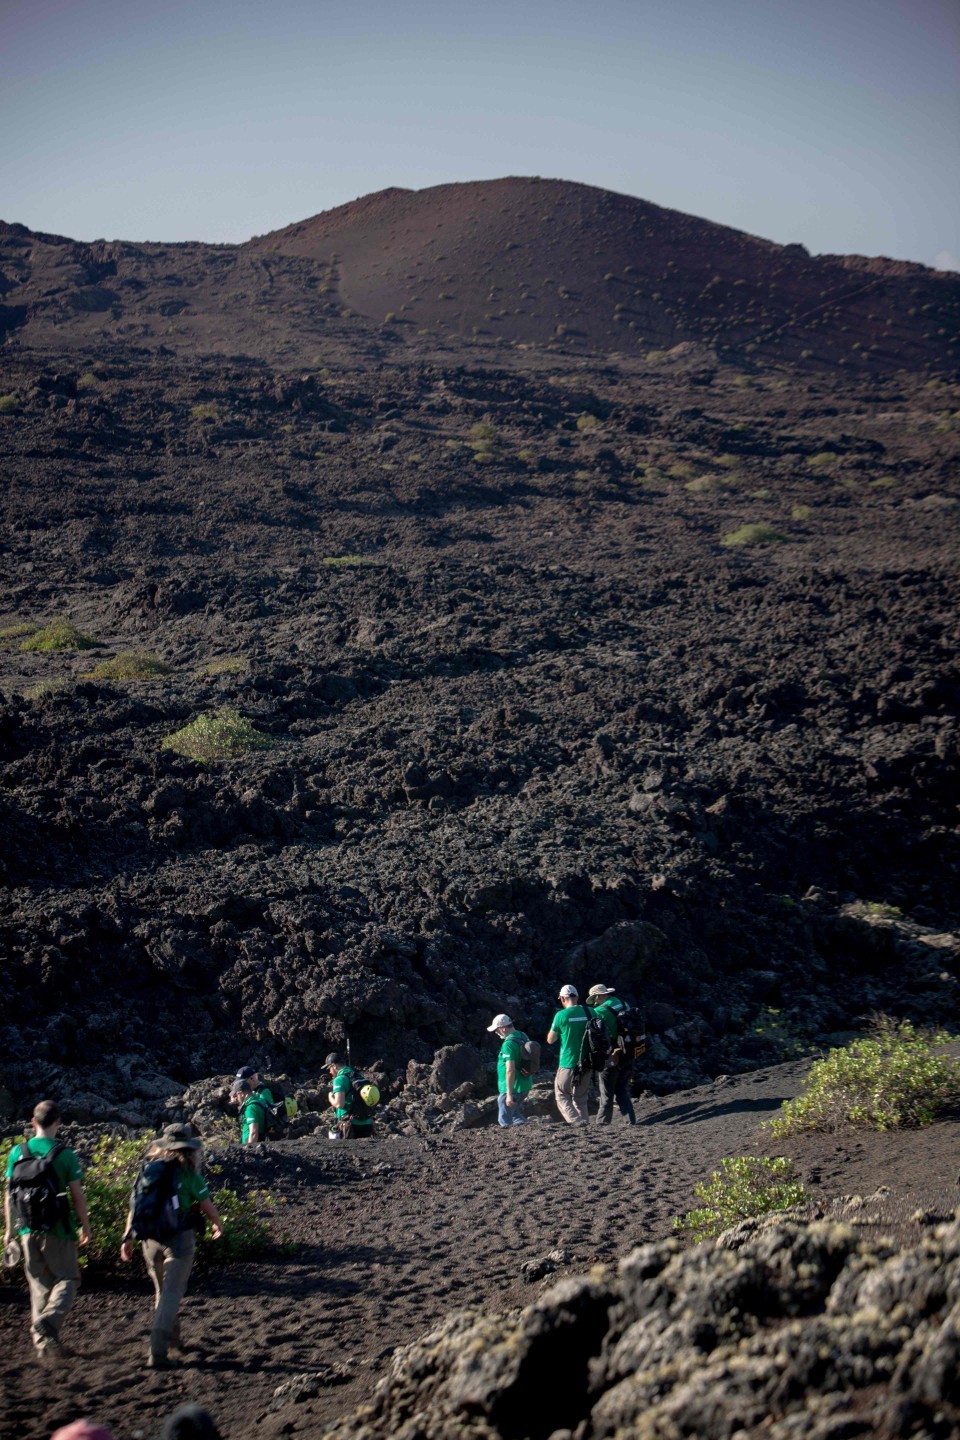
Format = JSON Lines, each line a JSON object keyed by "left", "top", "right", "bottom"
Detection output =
{"left": 586, "top": 984, "right": 637, "bottom": 1126}
{"left": 3, "top": 1099, "right": 91, "bottom": 1363}
{"left": 547, "top": 985, "right": 591, "bottom": 1123}
{"left": 486, "top": 1013, "right": 532, "bottom": 1127}
{"left": 324, "top": 1053, "right": 374, "bottom": 1139}
{"left": 120, "top": 1124, "right": 223, "bottom": 1369}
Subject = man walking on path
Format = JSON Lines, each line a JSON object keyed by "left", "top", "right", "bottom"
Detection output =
{"left": 486, "top": 1014, "right": 532, "bottom": 1126}
{"left": 3, "top": 1099, "right": 91, "bottom": 1361}
{"left": 233, "top": 1080, "right": 268, "bottom": 1150}
{"left": 325, "top": 1053, "right": 374, "bottom": 1139}
{"left": 547, "top": 985, "right": 591, "bottom": 1123}
{"left": 587, "top": 984, "right": 637, "bottom": 1126}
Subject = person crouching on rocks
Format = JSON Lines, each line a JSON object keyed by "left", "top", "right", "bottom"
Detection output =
{"left": 486, "top": 1014, "right": 532, "bottom": 1127}
{"left": 324, "top": 1053, "right": 374, "bottom": 1140}
{"left": 232, "top": 1079, "right": 268, "bottom": 1152}
{"left": 120, "top": 1124, "right": 222, "bottom": 1369}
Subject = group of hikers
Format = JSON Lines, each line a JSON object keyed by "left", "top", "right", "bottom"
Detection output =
{"left": 2, "top": 979, "right": 641, "bottom": 1373}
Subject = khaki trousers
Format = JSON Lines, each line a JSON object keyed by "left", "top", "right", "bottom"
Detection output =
{"left": 142, "top": 1230, "right": 196, "bottom": 1360}
{"left": 23, "top": 1233, "right": 80, "bottom": 1350}
{"left": 555, "top": 1067, "right": 590, "bottom": 1123}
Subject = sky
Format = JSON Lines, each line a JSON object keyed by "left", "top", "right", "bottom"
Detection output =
{"left": 2, "top": 0, "right": 958, "bottom": 270}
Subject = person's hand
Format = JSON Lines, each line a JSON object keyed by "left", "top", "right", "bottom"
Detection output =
{"left": 210, "top": 1223, "right": 223, "bottom": 1241}
{"left": 505, "top": 1095, "right": 515, "bottom": 1108}
{"left": 78, "top": 1226, "right": 91, "bottom": 1247}
{"left": 120, "top": 1238, "right": 134, "bottom": 1262}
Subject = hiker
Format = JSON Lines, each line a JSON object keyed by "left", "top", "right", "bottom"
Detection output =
{"left": 232, "top": 1065, "right": 275, "bottom": 1104}
{"left": 232, "top": 1079, "right": 268, "bottom": 1150}
{"left": 324, "top": 1052, "right": 374, "bottom": 1139}
{"left": 586, "top": 984, "right": 637, "bottom": 1126}
{"left": 120, "top": 1123, "right": 223, "bottom": 1369}
{"left": 486, "top": 1013, "right": 533, "bottom": 1126}
{"left": 546, "top": 984, "right": 591, "bottom": 1123}
{"left": 3, "top": 1099, "right": 91, "bottom": 1361}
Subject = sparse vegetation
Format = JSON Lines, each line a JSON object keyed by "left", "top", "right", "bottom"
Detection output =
{"left": 685, "top": 476, "right": 714, "bottom": 493}
{"left": 321, "top": 554, "right": 372, "bottom": 568}
{"left": 162, "top": 708, "right": 275, "bottom": 762}
{"left": 807, "top": 451, "right": 838, "bottom": 470}
{"left": 576, "top": 413, "right": 601, "bottom": 433}
{"left": 720, "top": 523, "right": 788, "bottom": 548}
{"left": 791, "top": 504, "right": 813, "bottom": 520}
{"left": 0, "top": 394, "right": 18, "bottom": 415}
{"left": 190, "top": 402, "right": 221, "bottom": 423}
{"left": 79, "top": 653, "right": 171, "bottom": 681}
{"left": 203, "top": 656, "right": 248, "bottom": 676}
{"left": 24, "top": 677, "right": 72, "bottom": 701}
{"left": 673, "top": 1156, "right": 808, "bottom": 1242}
{"left": 769, "top": 1019, "right": 960, "bottom": 1136}
{"left": 20, "top": 617, "right": 96, "bottom": 651}
{"left": 0, "top": 622, "right": 37, "bottom": 647}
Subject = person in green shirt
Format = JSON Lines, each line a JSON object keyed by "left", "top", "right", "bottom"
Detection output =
{"left": 120, "top": 1124, "right": 223, "bottom": 1368}
{"left": 233, "top": 1065, "right": 277, "bottom": 1105}
{"left": 486, "top": 1013, "right": 533, "bottom": 1126}
{"left": 3, "top": 1098, "right": 92, "bottom": 1360}
{"left": 233, "top": 1080, "right": 269, "bottom": 1148}
{"left": 547, "top": 984, "right": 591, "bottom": 1123}
{"left": 586, "top": 983, "right": 637, "bottom": 1126}
{"left": 324, "top": 1052, "right": 374, "bottom": 1139}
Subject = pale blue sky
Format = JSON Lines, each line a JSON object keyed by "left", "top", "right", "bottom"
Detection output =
{"left": 2, "top": 0, "right": 958, "bottom": 268}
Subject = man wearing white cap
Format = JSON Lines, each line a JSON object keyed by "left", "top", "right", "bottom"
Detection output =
{"left": 547, "top": 985, "right": 591, "bottom": 1123}
{"left": 486, "top": 1014, "right": 532, "bottom": 1126}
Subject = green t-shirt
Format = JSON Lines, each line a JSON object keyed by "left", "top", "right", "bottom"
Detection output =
{"left": 255, "top": 1083, "right": 276, "bottom": 1105}
{"left": 550, "top": 1005, "right": 589, "bottom": 1069}
{"left": 176, "top": 1166, "right": 211, "bottom": 1215}
{"left": 497, "top": 1031, "right": 533, "bottom": 1096}
{"left": 240, "top": 1096, "right": 268, "bottom": 1143}
{"left": 592, "top": 997, "right": 627, "bottom": 1042}
{"left": 331, "top": 1067, "right": 372, "bottom": 1127}
{"left": 5, "top": 1137, "right": 83, "bottom": 1239}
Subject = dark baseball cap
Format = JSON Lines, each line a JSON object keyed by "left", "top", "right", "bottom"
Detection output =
{"left": 323, "top": 1052, "right": 343, "bottom": 1068}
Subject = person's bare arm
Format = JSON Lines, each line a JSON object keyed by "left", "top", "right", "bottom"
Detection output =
{"left": 3, "top": 1186, "right": 12, "bottom": 1246}
{"left": 504, "top": 1058, "right": 517, "bottom": 1105}
{"left": 68, "top": 1180, "right": 91, "bottom": 1245}
{"left": 200, "top": 1196, "right": 223, "bottom": 1240}
{"left": 546, "top": 1028, "right": 558, "bottom": 1045}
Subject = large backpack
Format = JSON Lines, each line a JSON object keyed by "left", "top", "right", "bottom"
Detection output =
{"left": 8, "top": 1141, "right": 68, "bottom": 1233}
{"left": 129, "top": 1159, "right": 182, "bottom": 1243}
{"left": 260, "top": 1083, "right": 297, "bottom": 1138}
{"left": 613, "top": 1006, "right": 647, "bottom": 1068}
{"left": 518, "top": 1035, "right": 541, "bottom": 1078}
{"left": 576, "top": 1013, "right": 612, "bottom": 1077}
{"left": 347, "top": 1075, "right": 375, "bottom": 1124}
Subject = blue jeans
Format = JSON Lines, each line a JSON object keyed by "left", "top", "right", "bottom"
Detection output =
{"left": 498, "top": 1093, "right": 527, "bottom": 1126}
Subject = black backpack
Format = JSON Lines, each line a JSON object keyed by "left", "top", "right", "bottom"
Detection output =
{"left": 130, "top": 1159, "right": 182, "bottom": 1243}
{"left": 613, "top": 1006, "right": 648, "bottom": 1068}
{"left": 518, "top": 1035, "right": 541, "bottom": 1078}
{"left": 9, "top": 1141, "right": 68, "bottom": 1233}
{"left": 348, "top": 1076, "right": 374, "bottom": 1124}
{"left": 577, "top": 1013, "right": 612, "bottom": 1076}
{"left": 261, "top": 1083, "right": 291, "bottom": 1138}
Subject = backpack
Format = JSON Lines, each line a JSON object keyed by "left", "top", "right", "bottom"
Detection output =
{"left": 347, "top": 1075, "right": 375, "bottom": 1124}
{"left": 613, "top": 1006, "right": 647, "bottom": 1068}
{"left": 8, "top": 1141, "right": 68, "bottom": 1233}
{"left": 260, "top": 1083, "right": 296, "bottom": 1138}
{"left": 518, "top": 1036, "right": 541, "bottom": 1077}
{"left": 129, "top": 1159, "right": 182, "bottom": 1243}
{"left": 576, "top": 1013, "right": 612, "bottom": 1076}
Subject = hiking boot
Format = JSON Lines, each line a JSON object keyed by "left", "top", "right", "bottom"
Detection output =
{"left": 147, "top": 1352, "right": 176, "bottom": 1370}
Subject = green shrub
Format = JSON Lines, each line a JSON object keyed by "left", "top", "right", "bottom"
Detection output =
{"left": 0, "top": 395, "right": 18, "bottom": 415}
{"left": 162, "top": 708, "right": 275, "bottom": 762}
{"left": 807, "top": 451, "right": 837, "bottom": 470}
{"left": 321, "top": 554, "right": 371, "bottom": 568}
{"left": 79, "top": 653, "right": 171, "bottom": 681}
{"left": 685, "top": 476, "right": 713, "bottom": 493}
{"left": 190, "top": 402, "right": 220, "bottom": 423}
{"left": 791, "top": 504, "right": 813, "bottom": 520}
{"left": 202, "top": 656, "right": 248, "bottom": 676}
{"left": 667, "top": 461, "right": 698, "bottom": 481}
{"left": 720, "top": 523, "right": 788, "bottom": 548}
{"left": 749, "top": 488, "right": 772, "bottom": 501}
{"left": 576, "top": 413, "right": 600, "bottom": 433}
{"left": 20, "top": 617, "right": 96, "bottom": 651}
{"left": 0, "top": 622, "right": 37, "bottom": 647}
{"left": 24, "top": 678, "right": 72, "bottom": 701}
{"left": 673, "top": 1156, "right": 807, "bottom": 1242}
{"left": 0, "top": 1133, "right": 274, "bottom": 1279}
{"left": 769, "top": 1019, "right": 960, "bottom": 1136}
{"left": 870, "top": 476, "right": 898, "bottom": 489}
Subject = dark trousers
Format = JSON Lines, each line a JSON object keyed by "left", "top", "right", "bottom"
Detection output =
{"left": 597, "top": 1065, "right": 636, "bottom": 1125}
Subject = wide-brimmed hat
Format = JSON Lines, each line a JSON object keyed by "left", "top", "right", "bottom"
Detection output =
{"left": 587, "top": 984, "right": 616, "bottom": 998}
{"left": 158, "top": 1123, "right": 202, "bottom": 1151}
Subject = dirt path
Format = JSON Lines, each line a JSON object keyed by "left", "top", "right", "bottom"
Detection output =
{"left": 2, "top": 1060, "right": 957, "bottom": 1440}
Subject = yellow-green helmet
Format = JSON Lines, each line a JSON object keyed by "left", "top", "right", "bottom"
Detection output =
{"left": 359, "top": 1083, "right": 380, "bottom": 1108}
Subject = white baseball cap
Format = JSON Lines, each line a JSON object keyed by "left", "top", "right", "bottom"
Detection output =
{"left": 558, "top": 984, "right": 578, "bottom": 999}
{"left": 486, "top": 1013, "right": 514, "bottom": 1032}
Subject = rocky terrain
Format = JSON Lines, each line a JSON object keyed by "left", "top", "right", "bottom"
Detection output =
{"left": 0, "top": 175, "right": 957, "bottom": 1438}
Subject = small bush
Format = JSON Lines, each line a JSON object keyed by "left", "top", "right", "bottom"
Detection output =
{"left": 685, "top": 476, "right": 713, "bottom": 493}
{"left": 321, "top": 554, "right": 371, "bottom": 568}
{"left": 20, "top": 617, "right": 96, "bottom": 652}
{"left": 24, "top": 678, "right": 72, "bottom": 701}
{"left": 749, "top": 488, "right": 772, "bottom": 501}
{"left": 162, "top": 708, "right": 275, "bottom": 762}
{"left": 807, "top": 451, "right": 837, "bottom": 470}
{"left": 79, "top": 653, "right": 171, "bottom": 682}
{"left": 202, "top": 656, "right": 248, "bottom": 676}
{"left": 791, "top": 504, "right": 813, "bottom": 520}
{"left": 190, "top": 402, "right": 220, "bottom": 423}
{"left": 0, "top": 395, "right": 18, "bottom": 415}
{"left": 769, "top": 1019, "right": 960, "bottom": 1136}
{"left": 0, "top": 622, "right": 37, "bottom": 647}
{"left": 673, "top": 1156, "right": 807, "bottom": 1242}
{"left": 720, "top": 523, "right": 788, "bottom": 548}
{"left": 576, "top": 413, "right": 600, "bottom": 433}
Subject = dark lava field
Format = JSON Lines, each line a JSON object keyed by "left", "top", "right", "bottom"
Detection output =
{"left": 0, "top": 175, "right": 958, "bottom": 1438}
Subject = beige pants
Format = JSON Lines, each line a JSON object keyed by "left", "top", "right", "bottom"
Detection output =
{"left": 142, "top": 1230, "right": 196, "bottom": 1360}
{"left": 555, "top": 1067, "right": 591, "bottom": 1123}
{"left": 23, "top": 1233, "right": 80, "bottom": 1350}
